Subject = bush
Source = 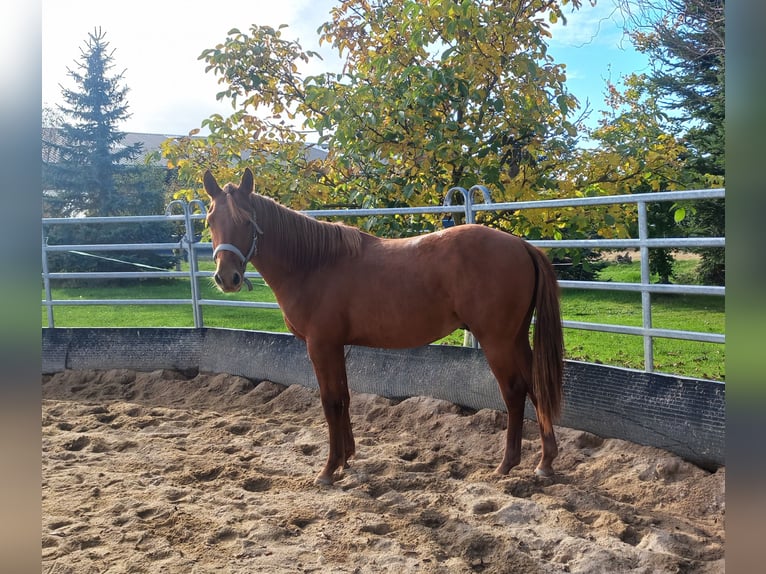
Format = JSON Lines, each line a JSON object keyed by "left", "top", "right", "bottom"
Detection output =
{"left": 549, "top": 248, "right": 608, "bottom": 281}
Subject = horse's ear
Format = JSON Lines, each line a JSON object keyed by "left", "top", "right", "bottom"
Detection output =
{"left": 240, "top": 167, "right": 254, "bottom": 194}
{"left": 202, "top": 170, "right": 222, "bottom": 199}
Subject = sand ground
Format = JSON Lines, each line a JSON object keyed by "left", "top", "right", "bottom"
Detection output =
{"left": 42, "top": 369, "right": 724, "bottom": 573}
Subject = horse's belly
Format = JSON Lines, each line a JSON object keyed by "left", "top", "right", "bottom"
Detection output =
{"left": 347, "top": 299, "right": 461, "bottom": 348}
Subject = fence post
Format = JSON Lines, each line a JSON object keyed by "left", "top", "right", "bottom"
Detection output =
{"left": 41, "top": 227, "right": 55, "bottom": 328}
{"left": 166, "top": 200, "right": 206, "bottom": 328}
{"left": 188, "top": 200, "right": 207, "bottom": 328}
{"left": 637, "top": 199, "right": 654, "bottom": 372}
{"left": 468, "top": 185, "right": 492, "bottom": 212}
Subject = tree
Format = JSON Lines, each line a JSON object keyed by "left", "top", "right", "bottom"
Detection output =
{"left": 615, "top": 0, "right": 723, "bottom": 155}
{"left": 613, "top": 0, "right": 725, "bottom": 284}
{"left": 161, "top": 0, "right": 687, "bottom": 270}
{"left": 309, "top": 0, "right": 583, "bottom": 204}
{"left": 44, "top": 28, "right": 143, "bottom": 217}
{"left": 43, "top": 28, "right": 177, "bottom": 274}
{"left": 164, "top": 1, "right": 585, "bottom": 224}
{"left": 569, "top": 73, "right": 691, "bottom": 283}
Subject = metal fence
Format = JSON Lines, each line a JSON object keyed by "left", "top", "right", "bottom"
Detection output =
{"left": 42, "top": 187, "right": 725, "bottom": 375}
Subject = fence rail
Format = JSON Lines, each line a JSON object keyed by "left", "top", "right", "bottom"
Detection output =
{"left": 42, "top": 187, "right": 725, "bottom": 375}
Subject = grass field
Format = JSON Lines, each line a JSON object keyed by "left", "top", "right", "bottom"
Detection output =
{"left": 42, "top": 257, "right": 725, "bottom": 381}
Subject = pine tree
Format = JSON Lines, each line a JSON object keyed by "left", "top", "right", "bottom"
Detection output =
{"left": 43, "top": 28, "right": 178, "bottom": 275}
{"left": 45, "top": 28, "right": 144, "bottom": 217}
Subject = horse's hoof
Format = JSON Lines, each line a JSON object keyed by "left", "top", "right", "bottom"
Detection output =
{"left": 534, "top": 466, "right": 554, "bottom": 478}
{"left": 314, "top": 474, "right": 334, "bottom": 486}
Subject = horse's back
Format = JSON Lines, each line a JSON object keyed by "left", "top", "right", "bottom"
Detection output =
{"left": 321, "top": 224, "right": 539, "bottom": 347}
{"left": 425, "top": 223, "right": 533, "bottom": 265}
{"left": 350, "top": 224, "right": 537, "bottom": 302}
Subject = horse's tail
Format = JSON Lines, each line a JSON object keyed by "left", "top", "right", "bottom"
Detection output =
{"left": 524, "top": 243, "right": 564, "bottom": 435}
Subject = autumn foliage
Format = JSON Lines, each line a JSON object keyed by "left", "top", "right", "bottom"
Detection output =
{"left": 160, "top": 0, "right": 690, "bottom": 243}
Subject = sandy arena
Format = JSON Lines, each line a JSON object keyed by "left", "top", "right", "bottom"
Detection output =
{"left": 42, "top": 369, "right": 724, "bottom": 573}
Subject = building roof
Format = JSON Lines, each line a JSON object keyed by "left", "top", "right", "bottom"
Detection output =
{"left": 42, "top": 129, "right": 328, "bottom": 166}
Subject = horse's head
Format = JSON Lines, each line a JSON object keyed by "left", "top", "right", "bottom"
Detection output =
{"left": 203, "top": 168, "right": 258, "bottom": 292}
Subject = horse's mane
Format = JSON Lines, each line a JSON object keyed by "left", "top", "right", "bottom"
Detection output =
{"left": 232, "top": 192, "right": 363, "bottom": 270}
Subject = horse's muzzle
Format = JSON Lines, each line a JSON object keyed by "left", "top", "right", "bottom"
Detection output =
{"left": 214, "top": 269, "right": 243, "bottom": 292}
{"left": 213, "top": 268, "right": 253, "bottom": 292}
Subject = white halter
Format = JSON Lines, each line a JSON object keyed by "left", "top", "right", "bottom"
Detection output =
{"left": 212, "top": 220, "right": 263, "bottom": 291}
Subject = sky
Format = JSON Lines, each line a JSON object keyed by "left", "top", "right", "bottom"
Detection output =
{"left": 41, "top": 0, "right": 649, "bottom": 138}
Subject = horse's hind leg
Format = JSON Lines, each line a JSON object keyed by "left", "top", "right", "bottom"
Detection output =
{"left": 526, "top": 391, "right": 558, "bottom": 477}
{"left": 307, "top": 341, "right": 355, "bottom": 485}
{"left": 503, "top": 330, "right": 558, "bottom": 477}
{"left": 506, "top": 324, "right": 558, "bottom": 477}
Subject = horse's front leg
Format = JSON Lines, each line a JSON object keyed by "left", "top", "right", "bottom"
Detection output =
{"left": 307, "top": 341, "right": 355, "bottom": 485}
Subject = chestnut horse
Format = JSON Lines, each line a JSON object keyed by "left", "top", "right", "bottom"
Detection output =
{"left": 203, "top": 168, "right": 564, "bottom": 485}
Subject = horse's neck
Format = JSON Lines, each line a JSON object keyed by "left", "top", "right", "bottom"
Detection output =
{"left": 249, "top": 194, "right": 320, "bottom": 290}
{"left": 249, "top": 194, "right": 364, "bottom": 294}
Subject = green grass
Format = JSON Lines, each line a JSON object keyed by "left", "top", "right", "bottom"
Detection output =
{"left": 42, "top": 259, "right": 725, "bottom": 381}
{"left": 43, "top": 264, "right": 288, "bottom": 332}
{"left": 559, "top": 257, "right": 724, "bottom": 380}
{"left": 560, "top": 290, "right": 724, "bottom": 380}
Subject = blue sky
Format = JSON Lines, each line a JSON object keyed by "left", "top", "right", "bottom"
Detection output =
{"left": 42, "top": 0, "right": 649, "bottom": 137}
{"left": 548, "top": 1, "right": 650, "bottom": 128}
